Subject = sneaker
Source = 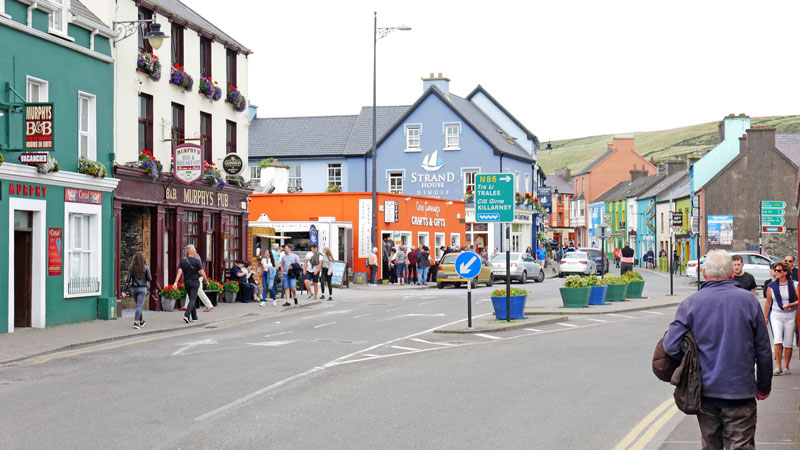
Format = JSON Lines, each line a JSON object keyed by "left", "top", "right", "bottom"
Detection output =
{"left": 260, "top": 301, "right": 266, "bottom": 307}
{"left": 294, "top": 298, "right": 298, "bottom": 305}
{"left": 327, "top": 297, "right": 332, "bottom": 302}
{"left": 203, "top": 307, "right": 214, "bottom": 312}
{"left": 307, "top": 293, "right": 313, "bottom": 299}
{"left": 282, "top": 302, "right": 291, "bottom": 307}
{"left": 272, "top": 300, "right": 277, "bottom": 306}
{"left": 183, "top": 316, "right": 191, "bottom": 324}
{"left": 192, "top": 319, "right": 199, "bottom": 322}
{"left": 133, "top": 323, "right": 141, "bottom": 329}
{"left": 179, "top": 307, "right": 187, "bottom": 311}
{"left": 784, "top": 368, "right": 791, "bottom": 375}
{"left": 139, "top": 320, "right": 146, "bottom": 328}
{"left": 773, "top": 369, "right": 783, "bottom": 376}
{"left": 320, "top": 295, "right": 325, "bottom": 300}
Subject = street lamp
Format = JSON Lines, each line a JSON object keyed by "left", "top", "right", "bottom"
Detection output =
{"left": 371, "top": 12, "right": 410, "bottom": 251}
{"left": 113, "top": 15, "right": 169, "bottom": 49}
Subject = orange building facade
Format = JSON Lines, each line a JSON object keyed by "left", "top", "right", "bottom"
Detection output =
{"left": 248, "top": 192, "right": 466, "bottom": 281}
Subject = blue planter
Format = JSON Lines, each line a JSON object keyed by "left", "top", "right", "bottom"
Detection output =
{"left": 491, "top": 294, "right": 527, "bottom": 320}
{"left": 588, "top": 285, "right": 609, "bottom": 305}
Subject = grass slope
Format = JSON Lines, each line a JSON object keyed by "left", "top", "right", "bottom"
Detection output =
{"left": 538, "top": 115, "right": 800, "bottom": 174}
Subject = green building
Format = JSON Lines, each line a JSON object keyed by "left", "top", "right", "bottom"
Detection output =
{"left": 0, "top": 0, "right": 119, "bottom": 333}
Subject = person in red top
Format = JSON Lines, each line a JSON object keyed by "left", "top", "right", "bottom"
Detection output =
{"left": 613, "top": 248, "right": 622, "bottom": 268}
{"left": 406, "top": 246, "right": 418, "bottom": 285}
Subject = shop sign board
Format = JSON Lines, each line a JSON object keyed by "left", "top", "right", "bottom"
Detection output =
{"left": 222, "top": 153, "right": 244, "bottom": 175}
{"left": 18, "top": 152, "right": 49, "bottom": 164}
{"left": 384, "top": 201, "right": 398, "bottom": 223}
{"left": 173, "top": 144, "right": 204, "bottom": 185}
{"left": 671, "top": 212, "right": 683, "bottom": 226}
{"left": 48, "top": 227, "right": 62, "bottom": 276}
{"left": 358, "top": 199, "right": 372, "bottom": 258}
{"left": 309, "top": 224, "right": 318, "bottom": 245}
{"left": 475, "top": 173, "right": 514, "bottom": 223}
{"left": 331, "top": 261, "right": 346, "bottom": 286}
{"left": 25, "top": 103, "right": 54, "bottom": 150}
{"left": 707, "top": 215, "right": 733, "bottom": 245}
{"left": 65, "top": 188, "right": 102, "bottom": 204}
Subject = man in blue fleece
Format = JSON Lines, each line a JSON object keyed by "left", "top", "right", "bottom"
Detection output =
{"left": 664, "top": 250, "right": 772, "bottom": 450}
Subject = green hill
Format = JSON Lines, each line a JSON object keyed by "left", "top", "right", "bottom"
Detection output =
{"left": 538, "top": 115, "right": 800, "bottom": 174}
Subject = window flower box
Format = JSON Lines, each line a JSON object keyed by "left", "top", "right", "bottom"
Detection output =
{"left": 227, "top": 84, "right": 247, "bottom": 112}
{"left": 198, "top": 76, "right": 222, "bottom": 101}
{"left": 204, "top": 161, "right": 226, "bottom": 188}
{"left": 78, "top": 157, "right": 107, "bottom": 178}
{"left": 137, "top": 149, "right": 163, "bottom": 181}
{"left": 137, "top": 52, "right": 161, "bottom": 81}
{"left": 169, "top": 64, "right": 193, "bottom": 91}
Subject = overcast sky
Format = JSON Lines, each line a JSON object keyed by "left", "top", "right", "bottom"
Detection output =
{"left": 185, "top": 0, "right": 800, "bottom": 141}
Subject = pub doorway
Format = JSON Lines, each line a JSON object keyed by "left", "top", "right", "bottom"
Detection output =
{"left": 13, "top": 211, "right": 33, "bottom": 329}
{"left": 118, "top": 205, "right": 152, "bottom": 311}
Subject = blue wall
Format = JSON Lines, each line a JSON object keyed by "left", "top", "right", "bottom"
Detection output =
{"left": 692, "top": 116, "right": 750, "bottom": 191}
{"left": 636, "top": 198, "right": 657, "bottom": 261}
{"left": 275, "top": 158, "right": 349, "bottom": 193}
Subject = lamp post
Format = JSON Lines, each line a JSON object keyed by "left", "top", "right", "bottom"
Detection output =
{"left": 113, "top": 15, "right": 169, "bottom": 49}
{"left": 371, "top": 12, "right": 410, "bottom": 253}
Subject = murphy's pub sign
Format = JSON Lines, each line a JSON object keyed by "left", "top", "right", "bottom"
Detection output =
{"left": 173, "top": 143, "right": 204, "bottom": 185}
{"left": 25, "top": 103, "right": 54, "bottom": 150}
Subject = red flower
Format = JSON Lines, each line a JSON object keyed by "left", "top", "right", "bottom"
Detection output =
{"left": 533, "top": 198, "right": 540, "bottom": 203}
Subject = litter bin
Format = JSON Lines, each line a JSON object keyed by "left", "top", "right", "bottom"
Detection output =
{"left": 97, "top": 297, "right": 117, "bottom": 320}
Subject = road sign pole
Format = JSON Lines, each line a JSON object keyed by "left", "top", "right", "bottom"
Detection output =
{"left": 669, "top": 230, "right": 674, "bottom": 296}
{"left": 467, "top": 279, "right": 472, "bottom": 329}
{"left": 506, "top": 226, "right": 511, "bottom": 322}
{"left": 759, "top": 205, "right": 762, "bottom": 254}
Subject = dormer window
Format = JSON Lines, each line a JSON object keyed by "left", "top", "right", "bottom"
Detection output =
{"left": 444, "top": 123, "right": 460, "bottom": 150}
{"left": 49, "top": 0, "right": 69, "bottom": 35}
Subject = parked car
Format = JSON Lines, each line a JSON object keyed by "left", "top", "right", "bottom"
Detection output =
{"left": 578, "top": 247, "right": 609, "bottom": 275}
{"left": 558, "top": 251, "right": 597, "bottom": 277}
{"left": 490, "top": 252, "right": 545, "bottom": 283}
{"left": 436, "top": 252, "right": 495, "bottom": 289}
{"left": 686, "top": 251, "right": 773, "bottom": 286}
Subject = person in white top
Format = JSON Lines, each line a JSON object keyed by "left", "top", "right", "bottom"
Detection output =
{"left": 304, "top": 244, "right": 322, "bottom": 299}
{"left": 765, "top": 260, "right": 799, "bottom": 375}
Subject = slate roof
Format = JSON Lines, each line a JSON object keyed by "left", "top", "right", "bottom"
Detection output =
{"left": 576, "top": 149, "right": 613, "bottom": 176}
{"left": 248, "top": 115, "right": 358, "bottom": 159}
{"left": 465, "top": 85, "right": 540, "bottom": 146}
{"left": 638, "top": 171, "right": 689, "bottom": 200}
{"left": 345, "top": 106, "right": 411, "bottom": 156}
{"left": 776, "top": 133, "right": 800, "bottom": 165}
{"left": 597, "top": 174, "right": 666, "bottom": 203}
{"left": 71, "top": 0, "right": 108, "bottom": 28}
{"left": 147, "top": 0, "right": 251, "bottom": 53}
{"left": 543, "top": 174, "right": 574, "bottom": 195}
{"left": 664, "top": 175, "right": 691, "bottom": 200}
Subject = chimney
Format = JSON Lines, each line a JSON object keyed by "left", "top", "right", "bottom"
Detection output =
{"left": 422, "top": 73, "right": 450, "bottom": 96}
{"left": 718, "top": 114, "right": 751, "bottom": 145}
{"left": 554, "top": 167, "right": 571, "bottom": 180}
{"left": 630, "top": 169, "right": 649, "bottom": 182}
{"left": 664, "top": 158, "right": 687, "bottom": 176}
{"left": 687, "top": 152, "right": 702, "bottom": 167}
{"left": 744, "top": 126, "right": 776, "bottom": 155}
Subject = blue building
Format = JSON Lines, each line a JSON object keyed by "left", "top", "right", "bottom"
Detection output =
{"left": 249, "top": 75, "right": 544, "bottom": 254}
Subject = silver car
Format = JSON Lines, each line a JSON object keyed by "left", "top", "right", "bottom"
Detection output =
{"left": 558, "top": 251, "right": 597, "bottom": 277}
{"left": 490, "top": 252, "right": 545, "bottom": 283}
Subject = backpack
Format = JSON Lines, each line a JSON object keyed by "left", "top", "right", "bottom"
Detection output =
{"left": 310, "top": 251, "right": 320, "bottom": 267}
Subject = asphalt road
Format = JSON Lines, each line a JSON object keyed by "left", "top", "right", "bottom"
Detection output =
{"left": 0, "top": 270, "right": 695, "bottom": 449}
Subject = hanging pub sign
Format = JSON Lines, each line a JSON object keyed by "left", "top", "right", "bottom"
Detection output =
{"left": 222, "top": 153, "right": 244, "bottom": 175}
{"left": 173, "top": 143, "right": 204, "bottom": 185}
{"left": 25, "top": 103, "right": 54, "bottom": 150}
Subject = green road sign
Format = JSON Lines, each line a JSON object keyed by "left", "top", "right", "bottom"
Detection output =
{"left": 762, "top": 215, "right": 785, "bottom": 226}
{"left": 761, "top": 201, "right": 786, "bottom": 208}
{"left": 761, "top": 208, "right": 785, "bottom": 216}
{"left": 475, "top": 173, "right": 515, "bottom": 223}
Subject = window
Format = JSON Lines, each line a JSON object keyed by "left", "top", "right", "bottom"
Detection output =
{"left": 558, "top": 212, "right": 563, "bottom": 225}
{"left": 444, "top": 123, "right": 460, "bottom": 149}
{"left": 138, "top": 94, "right": 153, "bottom": 152}
{"left": 327, "top": 163, "right": 342, "bottom": 187}
{"left": 226, "top": 120, "right": 237, "bottom": 154}
{"left": 183, "top": 210, "right": 199, "bottom": 249}
{"left": 138, "top": 7, "right": 153, "bottom": 54}
{"left": 435, "top": 233, "right": 446, "bottom": 260}
{"left": 250, "top": 165, "right": 260, "bottom": 181}
{"left": 49, "top": 0, "right": 68, "bottom": 35}
{"left": 171, "top": 102, "right": 185, "bottom": 143}
{"left": 389, "top": 172, "right": 403, "bottom": 193}
{"left": 558, "top": 195, "right": 563, "bottom": 205}
{"left": 515, "top": 171, "right": 520, "bottom": 194}
{"left": 26, "top": 76, "right": 48, "bottom": 102}
{"left": 525, "top": 174, "right": 530, "bottom": 193}
{"left": 200, "top": 112, "right": 212, "bottom": 162}
{"left": 418, "top": 232, "right": 429, "bottom": 249}
{"left": 65, "top": 203, "right": 102, "bottom": 297}
{"left": 78, "top": 92, "right": 96, "bottom": 160}
{"left": 288, "top": 164, "right": 302, "bottom": 190}
{"left": 229, "top": 215, "right": 241, "bottom": 265}
{"left": 450, "top": 233, "right": 460, "bottom": 248}
{"left": 226, "top": 49, "right": 237, "bottom": 87}
{"left": 406, "top": 125, "right": 420, "bottom": 149}
{"left": 200, "top": 37, "right": 212, "bottom": 78}
{"left": 171, "top": 23, "right": 184, "bottom": 66}
{"left": 464, "top": 170, "right": 477, "bottom": 194}
{"left": 660, "top": 212, "right": 664, "bottom": 230}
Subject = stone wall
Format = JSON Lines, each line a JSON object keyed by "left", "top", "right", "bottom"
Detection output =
{"left": 763, "top": 230, "right": 798, "bottom": 260}
{"left": 119, "top": 206, "right": 151, "bottom": 309}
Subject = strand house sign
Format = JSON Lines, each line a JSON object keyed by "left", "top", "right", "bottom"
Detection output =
{"left": 173, "top": 143, "right": 204, "bottom": 184}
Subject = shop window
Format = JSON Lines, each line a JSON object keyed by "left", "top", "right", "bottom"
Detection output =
{"left": 49, "top": 0, "right": 69, "bottom": 35}
{"left": 444, "top": 123, "right": 460, "bottom": 150}
{"left": 226, "top": 48, "right": 237, "bottom": 88}
{"left": 78, "top": 92, "right": 96, "bottom": 160}
{"left": 138, "top": 94, "right": 153, "bottom": 152}
{"left": 171, "top": 22, "right": 184, "bottom": 66}
{"left": 418, "top": 232, "right": 429, "bottom": 249}
{"left": 327, "top": 163, "right": 342, "bottom": 187}
{"left": 229, "top": 215, "right": 241, "bottom": 262}
{"left": 171, "top": 102, "right": 185, "bottom": 143}
{"left": 183, "top": 210, "right": 199, "bottom": 249}
{"left": 226, "top": 120, "right": 237, "bottom": 154}
{"left": 405, "top": 124, "right": 421, "bottom": 150}
{"left": 200, "top": 37, "right": 212, "bottom": 78}
{"left": 137, "top": 7, "right": 153, "bottom": 54}
{"left": 26, "top": 76, "right": 48, "bottom": 102}
{"left": 450, "top": 233, "right": 460, "bottom": 249}
{"left": 200, "top": 112, "right": 212, "bottom": 162}
{"left": 65, "top": 204, "right": 101, "bottom": 297}
{"left": 288, "top": 164, "right": 302, "bottom": 190}
{"left": 389, "top": 172, "right": 403, "bottom": 193}
{"left": 434, "top": 233, "right": 445, "bottom": 260}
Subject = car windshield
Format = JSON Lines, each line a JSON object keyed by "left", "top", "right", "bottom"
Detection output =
{"left": 565, "top": 252, "right": 588, "bottom": 260}
{"left": 581, "top": 249, "right": 601, "bottom": 258}
{"left": 491, "top": 253, "right": 520, "bottom": 261}
{"left": 441, "top": 254, "right": 459, "bottom": 265}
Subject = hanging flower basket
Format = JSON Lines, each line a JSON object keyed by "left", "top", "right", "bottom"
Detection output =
{"left": 198, "top": 76, "right": 222, "bottom": 101}
{"left": 137, "top": 149, "right": 163, "bottom": 181}
{"left": 137, "top": 52, "right": 161, "bottom": 81}
{"left": 515, "top": 192, "right": 524, "bottom": 204}
{"left": 204, "top": 161, "right": 226, "bottom": 188}
{"left": 78, "top": 157, "right": 107, "bottom": 178}
{"left": 226, "top": 84, "right": 247, "bottom": 112}
{"left": 226, "top": 174, "right": 245, "bottom": 188}
{"left": 169, "top": 64, "right": 193, "bottom": 91}
{"left": 464, "top": 190, "right": 474, "bottom": 202}
{"left": 327, "top": 184, "right": 342, "bottom": 192}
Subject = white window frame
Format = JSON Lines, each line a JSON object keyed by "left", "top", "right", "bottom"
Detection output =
{"left": 462, "top": 168, "right": 479, "bottom": 195}
{"left": 404, "top": 124, "right": 422, "bottom": 151}
{"left": 388, "top": 171, "right": 403, "bottom": 194}
{"left": 525, "top": 174, "right": 530, "bottom": 194}
{"left": 327, "top": 163, "right": 342, "bottom": 187}
{"left": 450, "top": 233, "right": 461, "bottom": 248}
{"left": 46, "top": 0, "right": 70, "bottom": 37}
{"left": 434, "top": 232, "right": 446, "bottom": 260}
{"left": 515, "top": 171, "right": 521, "bottom": 194}
{"left": 0, "top": 0, "right": 10, "bottom": 18}
{"left": 443, "top": 122, "right": 461, "bottom": 150}
{"left": 64, "top": 202, "right": 102, "bottom": 298}
{"left": 249, "top": 165, "right": 260, "bottom": 181}
{"left": 288, "top": 164, "right": 302, "bottom": 189}
{"left": 8, "top": 198, "right": 47, "bottom": 332}
{"left": 417, "top": 231, "right": 429, "bottom": 249}
{"left": 26, "top": 76, "right": 49, "bottom": 102}
{"left": 77, "top": 91, "right": 96, "bottom": 160}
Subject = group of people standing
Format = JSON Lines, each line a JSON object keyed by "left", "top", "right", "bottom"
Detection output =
{"left": 368, "top": 240, "right": 434, "bottom": 286}
{"left": 260, "top": 243, "right": 336, "bottom": 306}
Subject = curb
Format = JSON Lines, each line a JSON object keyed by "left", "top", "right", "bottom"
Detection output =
{"left": 433, "top": 316, "right": 566, "bottom": 334}
{"left": 523, "top": 300, "right": 683, "bottom": 316}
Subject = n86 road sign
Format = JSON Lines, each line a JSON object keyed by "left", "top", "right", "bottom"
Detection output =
{"left": 475, "top": 173, "right": 514, "bottom": 223}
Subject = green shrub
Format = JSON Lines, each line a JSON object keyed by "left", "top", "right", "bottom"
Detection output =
{"left": 491, "top": 287, "right": 529, "bottom": 297}
{"left": 584, "top": 275, "right": 603, "bottom": 286}
{"left": 563, "top": 275, "right": 588, "bottom": 288}
{"left": 603, "top": 275, "right": 627, "bottom": 285}
{"left": 622, "top": 271, "right": 644, "bottom": 282}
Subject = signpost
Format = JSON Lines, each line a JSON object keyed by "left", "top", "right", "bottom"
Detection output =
{"left": 476, "top": 173, "right": 515, "bottom": 321}
{"left": 760, "top": 200, "right": 786, "bottom": 253}
{"left": 671, "top": 212, "right": 683, "bottom": 227}
{"left": 455, "top": 251, "right": 482, "bottom": 328}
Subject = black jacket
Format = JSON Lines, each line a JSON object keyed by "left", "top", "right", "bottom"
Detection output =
{"left": 123, "top": 266, "right": 151, "bottom": 293}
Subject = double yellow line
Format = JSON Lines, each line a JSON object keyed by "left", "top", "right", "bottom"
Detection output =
{"left": 612, "top": 397, "right": 679, "bottom": 450}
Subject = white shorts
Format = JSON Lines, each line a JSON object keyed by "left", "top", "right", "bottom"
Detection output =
{"left": 770, "top": 310, "right": 797, "bottom": 346}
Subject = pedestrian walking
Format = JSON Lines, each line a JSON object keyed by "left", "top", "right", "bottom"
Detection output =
{"left": 613, "top": 248, "right": 621, "bottom": 268}
{"left": 320, "top": 247, "right": 334, "bottom": 301}
{"left": 280, "top": 244, "right": 301, "bottom": 306}
{"left": 417, "top": 245, "right": 431, "bottom": 285}
{"left": 663, "top": 250, "right": 772, "bottom": 449}
{"left": 260, "top": 251, "right": 278, "bottom": 306}
{"left": 620, "top": 244, "right": 635, "bottom": 275}
{"left": 672, "top": 249, "right": 680, "bottom": 275}
{"left": 785, "top": 255, "right": 798, "bottom": 281}
{"left": 536, "top": 244, "right": 547, "bottom": 268}
{"left": 645, "top": 247, "right": 655, "bottom": 270}
{"left": 765, "top": 261, "right": 798, "bottom": 375}
{"left": 173, "top": 244, "right": 209, "bottom": 324}
{"left": 368, "top": 247, "right": 379, "bottom": 285}
{"left": 731, "top": 254, "right": 757, "bottom": 296}
{"left": 395, "top": 245, "right": 407, "bottom": 285}
{"left": 121, "top": 251, "right": 151, "bottom": 329}
{"left": 389, "top": 247, "right": 398, "bottom": 284}
{"left": 406, "top": 245, "right": 418, "bottom": 284}
{"left": 382, "top": 236, "right": 394, "bottom": 282}
{"left": 303, "top": 244, "right": 322, "bottom": 299}
{"left": 179, "top": 250, "right": 214, "bottom": 312}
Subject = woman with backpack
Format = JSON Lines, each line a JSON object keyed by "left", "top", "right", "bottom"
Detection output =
{"left": 320, "top": 247, "right": 335, "bottom": 301}
{"left": 121, "top": 251, "right": 151, "bottom": 329}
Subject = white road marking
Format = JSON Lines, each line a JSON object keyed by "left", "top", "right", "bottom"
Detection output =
{"left": 523, "top": 328, "right": 543, "bottom": 332}
{"left": 410, "top": 338, "right": 456, "bottom": 346}
{"left": 352, "top": 314, "right": 371, "bottom": 319}
{"left": 172, "top": 338, "right": 218, "bottom": 356}
{"left": 585, "top": 318, "right": 609, "bottom": 323}
{"left": 557, "top": 322, "right": 579, "bottom": 328}
{"left": 642, "top": 311, "right": 662, "bottom": 315}
{"left": 263, "top": 331, "right": 291, "bottom": 338}
{"left": 607, "top": 313, "right": 636, "bottom": 319}
{"left": 377, "top": 313, "right": 446, "bottom": 322}
{"left": 363, "top": 353, "right": 381, "bottom": 357}
{"left": 314, "top": 322, "right": 336, "bottom": 329}
{"left": 390, "top": 345, "right": 421, "bottom": 351}
{"left": 386, "top": 307, "right": 403, "bottom": 312}
{"left": 417, "top": 301, "right": 437, "bottom": 305}
{"left": 245, "top": 340, "right": 296, "bottom": 347}
{"left": 300, "top": 310, "right": 351, "bottom": 320}
{"left": 475, "top": 333, "right": 502, "bottom": 340}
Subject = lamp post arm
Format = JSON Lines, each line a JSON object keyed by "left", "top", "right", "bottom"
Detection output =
{"left": 112, "top": 19, "right": 153, "bottom": 45}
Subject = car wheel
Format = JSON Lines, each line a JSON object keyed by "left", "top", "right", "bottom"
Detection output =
{"left": 486, "top": 273, "right": 494, "bottom": 287}
{"left": 437, "top": 282, "right": 445, "bottom": 289}
{"left": 471, "top": 278, "right": 478, "bottom": 289}
{"left": 454, "top": 282, "right": 462, "bottom": 288}
{"left": 535, "top": 270, "right": 545, "bottom": 282}
{"left": 520, "top": 271, "right": 527, "bottom": 284}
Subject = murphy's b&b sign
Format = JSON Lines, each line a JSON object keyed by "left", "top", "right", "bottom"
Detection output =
{"left": 25, "top": 103, "right": 54, "bottom": 150}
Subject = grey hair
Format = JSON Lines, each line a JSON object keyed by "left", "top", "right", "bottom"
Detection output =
{"left": 185, "top": 244, "right": 196, "bottom": 251}
{"left": 372, "top": 247, "right": 378, "bottom": 253}
{"left": 704, "top": 250, "right": 733, "bottom": 279}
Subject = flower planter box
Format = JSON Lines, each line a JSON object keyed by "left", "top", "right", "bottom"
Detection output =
{"left": 160, "top": 296, "right": 175, "bottom": 312}
{"left": 491, "top": 294, "right": 527, "bottom": 320}
{"left": 588, "top": 285, "right": 609, "bottom": 305}
{"left": 223, "top": 291, "right": 238, "bottom": 303}
{"left": 605, "top": 284, "right": 628, "bottom": 302}
{"left": 625, "top": 281, "right": 645, "bottom": 299}
{"left": 559, "top": 287, "right": 591, "bottom": 308}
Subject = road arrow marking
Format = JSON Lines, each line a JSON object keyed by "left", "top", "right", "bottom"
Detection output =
{"left": 245, "top": 340, "right": 296, "bottom": 347}
{"left": 458, "top": 255, "right": 478, "bottom": 274}
{"left": 173, "top": 338, "right": 218, "bottom": 356}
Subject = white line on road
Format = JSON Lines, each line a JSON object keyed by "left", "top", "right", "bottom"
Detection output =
{"left": 172, "top": 338, "right": 218, "bottom": 356}
{"left": 606, "top": 313, "right": 636, "bottom": 319}
{"left": 417, "top": 301, "right": 437, "bottom": 305}
{"left": 352, "top": 314, "right": 371, "bottom": 319}
{"left": 300, "top": 310, "right": 351, "bottom": 320}
{"left": 523, "top": 328, "right": 543, "bottom": 332}
{"left": 377, "top": 313, "right": 446, "bottom": 322}
{"left": 410, "top": 338, "right": 456, "bottom": 346}
{"left": 245, "top": 340, "right": 296, "bottom": 347}
{"left": 386, "top": 307, "right": 403, "bottom": 312}
{"left": 474, "top": 333, "right": 502, "bottom": 340}
{"left": 263, "top": 331, "right": 291, "bottom": 338}
{"left": 557, "top": 323, "right": 579, "bottom": 328}
{"left": 314, "top": 322, "right": 335, "bottom": 329}
{"left": 641, "top": 311, "right": 663, "bottom": 315}
{"left": 585, "top": 318, "right": 609, "bottom": 323}
{"left": 390, "top": 345, "right": 421, "bottom": 351}
{"left": 363, "top": 353, "right": 381, "bottom": 357}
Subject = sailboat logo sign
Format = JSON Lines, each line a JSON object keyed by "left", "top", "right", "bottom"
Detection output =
{"left": 421, "top": 150, "right": 445, "bottom": 172}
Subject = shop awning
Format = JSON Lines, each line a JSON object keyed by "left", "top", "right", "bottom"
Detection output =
{"left": 255, "top": 234, "right": 290, "bottom": 239}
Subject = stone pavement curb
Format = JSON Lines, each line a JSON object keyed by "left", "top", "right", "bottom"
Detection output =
{"left": 433, "top": 316, "right": 567, "bottom": 334}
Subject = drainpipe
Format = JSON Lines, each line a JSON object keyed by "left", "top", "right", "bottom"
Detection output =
{"left": 531, "top": 162, "right": 537, "bottom": 253}
{"left": 364, "top": 154, "right": 367, "bottom": 191}
{"left": 27, "top": 2, "right": 38, "bottom": 27}
{"left": 90, "top": 29, "right": 99, "bottom": 51}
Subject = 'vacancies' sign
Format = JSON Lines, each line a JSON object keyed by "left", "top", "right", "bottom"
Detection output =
{"left": 25, "top": 103, "right": 54, "bottom": 150}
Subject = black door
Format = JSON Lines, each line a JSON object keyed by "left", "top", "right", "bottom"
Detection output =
{"left": 14, "top": 230, "right": 32, "bottom": 328}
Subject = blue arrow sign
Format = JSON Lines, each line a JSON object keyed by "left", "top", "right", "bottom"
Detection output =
{"left": 455, "top": 251, "right": 482, "bottom": 279}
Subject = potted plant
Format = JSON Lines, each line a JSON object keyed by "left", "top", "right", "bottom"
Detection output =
{"left": 137, "top": 52, "right": 161, "bottom": 81}
{"left": 138, "top": 149, "right": 162, "bottom": 181}
{"left": 602, "top": 275, "right": 628, "bottom": 301}
{"left": 198, "top": 76, "right": 222, "bottom": 101}
{"left": 623, "top": 271, "right": 646, "bottom": 298}
{"left": 524, "top": 192, "right": 534, "bottom": 205}
{"left": 78, "top": 157, "right": 107, "bottom": 178}
{"left": 227, "top": 84, "right": 247, "bottom": 112}
{"left": 326, "top": 184, "right": 342, "bottom": 192}
{"left": 464, "top": 189, "right": 474, "bottom": 202}
{"left": 585, "top": 275, "right": 608, "bottom": 305}
{"left": 223, "top": 279, "right": 240, "bottom": 303}
{"left": 160, "top": 284, "right": 183, "bottom": 311}
{"left": 559, "top": 275, "right": 591, "bottom": 308}
{"left": 515, "top": 192, "right": 524, "bottom": 205}
{"left": 205, "top": 279, "right": 223, "bottom": 306}
{"left": 226, "top": 174, "right": 245, "bottom": 188}
{"left": 203, "top": 161, "right": 226, "bottom": 188}
{"left": 169, "top": 64, "right": 193, "bottom": 91}
{"left": 490, "top": 287, "right": 529, "bottom": 320}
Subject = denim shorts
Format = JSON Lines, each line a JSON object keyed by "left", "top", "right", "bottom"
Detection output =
{"left": 283, "top": 273, "right": 296, "bottom": 289}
